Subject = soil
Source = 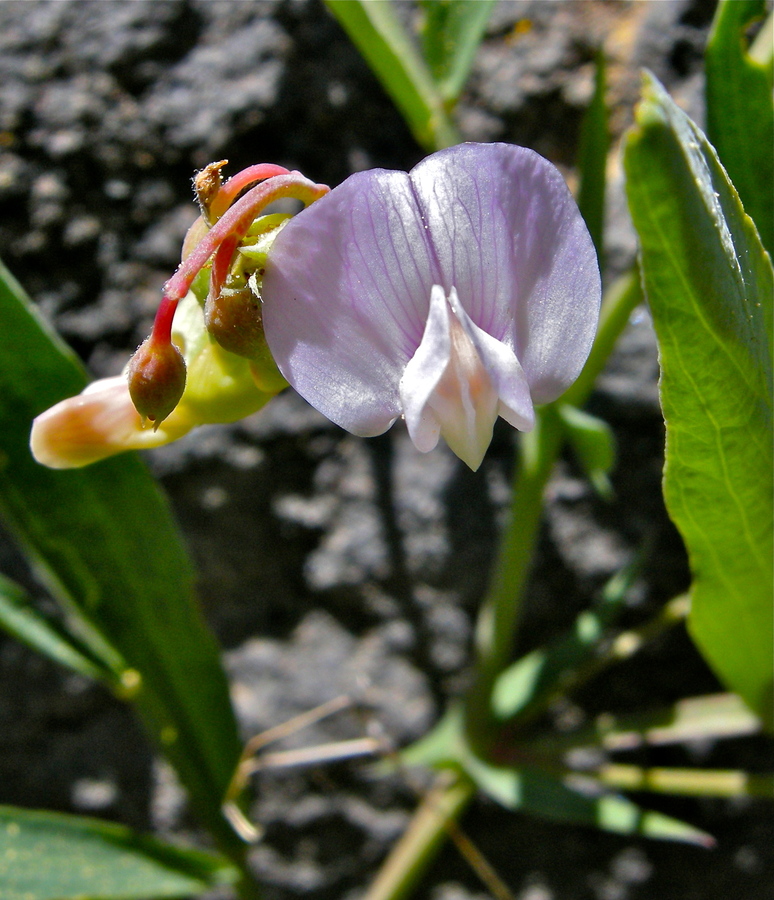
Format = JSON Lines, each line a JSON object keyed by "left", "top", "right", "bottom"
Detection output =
{"left": 0, "top": 2, "right": 772, "bottom": 899}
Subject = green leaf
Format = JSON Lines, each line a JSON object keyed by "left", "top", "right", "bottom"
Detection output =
{"left": 402, "top": 710, "right": 715, "bottom": 847}
{"left": 706, "top": 0, "right": 774, "bottom": 254}
{"left": 0, "top": 573, "right": 113, "bottom": 682}
{"left": 557, "top": 404, "right": 616, "bottom": 499}
{"left": 528, "top": 693, "right": 761, "bottom": 758}
{"left": 462, "top": 756, "right": 715, "bottom": 847}
{"left": 576, "top": 51, "right": 609, "bottom": 260}
{"left": 401, "top": 705, "right": 466, "bottom": 769}
{"left": 0, "top": 805, "right": 237, "bottom": 900}
{"left": 324, "top": 0, "right": 460, "bottom": 152}
{"left": 0, "top": 259, "right": 244, "bottom": 857}
{"left": 593, "top": 692, "right": 762, "bottom": 750}
{"left": 624, "top": 74, "right": 774, "bottom": 728}
{"left": 418, "top": 0, "right": 497, "bottom": 102}
{"left": 491, "top": 563, "right": 635, "bottom": 722}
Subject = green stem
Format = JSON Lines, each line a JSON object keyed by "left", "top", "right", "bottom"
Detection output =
{"left": 234, "top": 867, "right": 264, "bottom": 900}
{"left": 367, "top": 270, "right": 644, "bottom": 900}
{"left": 593, "top": 764, "right": 774, "bottom": 799}
{"left": 464, "top": 405, "right": 564, "bottom": 752}
{"left": 548, "top": 595, "right": 689, "bottom": 713}
{"left": 563, "top": 268, "right": 643, "bottom": 408}
{"left": 465, "top": 270, "right": 643, "bottom": 752}
{"left": 364, "top": 773, "right": 475, "bottom": 900}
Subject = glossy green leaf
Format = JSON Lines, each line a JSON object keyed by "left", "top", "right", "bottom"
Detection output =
{"left": 706, "top": 0, "right": 774, "bottom": 253}
{"left": 0, "top": 805, "right": 237, "bottom": 900}
{"left": 557, "top": 404, "right": 616, "bottom": 499}
{"left": 324, "top": 0, "right": 460, "bottom": 152}
{"left": 0, "top": 572, "right": 113, "bottom": 682}
{"left": 418, "top": 0, "right": 497, "bottom": 102}
{"left": 576, "top": 51, "right": 609, "bottom": 260}
{"left": 624, "top": 74, "right": 774, "bottom": 728}
{"left": 462, "top": 756, "right": 715, "bottom": 847}
{"left": 0, "top": 259, "right": 244, "bottom": 857}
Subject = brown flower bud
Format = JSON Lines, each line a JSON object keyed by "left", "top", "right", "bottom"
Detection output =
{"left": 127, "top": 336, "right": 186, "bottom": 428}
{"left": 194, "top": 159, "right": 228, "bottom": 224}
{"left": 204, "top": 279, "right": 268, "bottom": 360}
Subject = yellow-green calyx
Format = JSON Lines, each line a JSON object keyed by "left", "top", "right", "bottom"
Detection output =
{"left": 29, "top": 162, "right": 330, "bottom": 469}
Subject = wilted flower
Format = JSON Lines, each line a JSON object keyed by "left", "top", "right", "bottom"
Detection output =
{"left": 261, "top": 142, "right": 601, "bottom": 470}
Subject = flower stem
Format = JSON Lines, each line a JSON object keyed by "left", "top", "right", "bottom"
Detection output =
{"left": 364, "top": 772, "right": 475, "bottom": 900}
{"left": 464, "top": 405, "right": 564, "bottom": 751}
{"left": 464, "top": 269, "right": 643, "bottom": 753}
{"left": 366, "top": 270, "right": 645, "bottom": 900}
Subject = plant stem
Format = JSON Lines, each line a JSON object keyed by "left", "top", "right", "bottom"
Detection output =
{"left": 233, "top": 866, "right": 264, "bottom": 900}
{"left": 464, "top": 405, "right": 564, "bottom": 752}
{"left": 367, "top": 270, "right": 644, "bottom": 900}
{"left": 506, "top": 594, "right": 691, "bottom": 738}
{"left": 593, "top": 764, "right": 774, "bottom": 798}
{"left": 465, "top": 270, "right": 643, "bottom": 752}
{"left": 364, "top": 772, "right": 475, "bottom": 900}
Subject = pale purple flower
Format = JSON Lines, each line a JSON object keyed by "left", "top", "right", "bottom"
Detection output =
{"left": 262, "top": 143, "right": 601, "bottom": 469}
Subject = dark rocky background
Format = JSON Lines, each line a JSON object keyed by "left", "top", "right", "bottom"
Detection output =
{"left": 0, "top": 1, "right": 771, "bottom": 898}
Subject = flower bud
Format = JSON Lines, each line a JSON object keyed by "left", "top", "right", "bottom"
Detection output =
{"left": 204, "top": 278, "right": 267, "bottom": 360}
{"left": 194, "top": 159, "right": 228, "bottom": 224}
{"left": 127, "top": 336, "right": 187, "bottom": 427}
{"left": 30, "top": 376, "right": 192, "bottom": 469}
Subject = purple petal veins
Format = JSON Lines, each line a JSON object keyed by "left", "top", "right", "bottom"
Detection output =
{"left": 262, "top": 143, "right": 601, "bottom": 469}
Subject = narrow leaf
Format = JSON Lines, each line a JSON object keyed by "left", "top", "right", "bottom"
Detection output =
{"left": 462, "top": 756, "right": 715, "bottom": 847}
{"left": 624, "top": 74, "right": 774, "bottom": 728}
{"left": 595, "top": 692, "right": 762, "bottom": 750}
{"left": 0, "top": 259, "right": 244, "bottom": 856}
{"left": 491, "top": 563, "right": 636, "bottom": 722}
{"left": 324, "top": 0, "right": 460, "bottom": 151}
{"left": 419, "top": 0, "right": 497, "bottom": 102}
{"left": 706, "top": 0, "right": 774, "bottom": 253}
{"left": 401, "top": 705, "right": 466, "bottom": 769}
{"left": 0, "top": 805, "right": 237, "bottom": 900}
{"left": 0, "top": 573, "right": 113, "bottom": 682}
{"left": 403, "top": 713, "right": 715, "bottom": 847}
{"left": 528, "top": 693, "right": 761, "bottom": 757}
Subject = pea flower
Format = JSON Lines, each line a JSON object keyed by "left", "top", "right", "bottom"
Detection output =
{"left": 261, "top": 142, "right": 601, "bottom": 470}
{"left": 30, "top": 145, "right": 599, "bottom": 472}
